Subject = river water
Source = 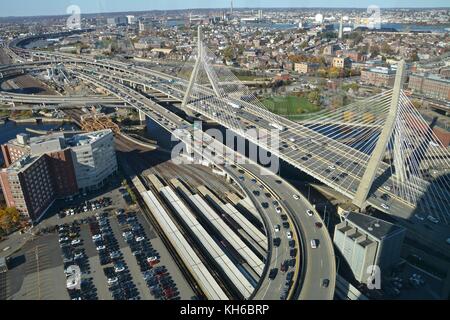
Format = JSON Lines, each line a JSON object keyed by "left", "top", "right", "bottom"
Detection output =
{"left": 0, "top": 121, "right": 75, "bottom": 163}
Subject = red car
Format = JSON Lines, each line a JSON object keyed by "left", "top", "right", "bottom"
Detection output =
{"left": 280, "top": 260, "right": 289, "bottom": 273}
{"left": 315, "top": 222, "right": 323, "bottom": 229}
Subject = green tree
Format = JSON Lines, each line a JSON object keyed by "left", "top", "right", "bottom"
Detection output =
{"left": 307, "top": 90, "right": 321, "bottom": 105}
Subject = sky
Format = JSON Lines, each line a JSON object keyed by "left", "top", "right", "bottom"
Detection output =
{"left": 0, "top": 0, "right": 449, "bottom": 17}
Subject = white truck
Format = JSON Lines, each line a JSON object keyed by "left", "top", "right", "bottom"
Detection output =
{"left": 269, "top": 122, "right": 286, "bottom": 132}
{"left": 227, "top": 102, "right": 242, "bottom": 109}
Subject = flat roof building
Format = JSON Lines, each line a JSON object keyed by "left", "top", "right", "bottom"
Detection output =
{"left": 408, "top": 73, "right": 450, "bottom": 101}
{"left": 0, "top": 155, "right": 55, "bottom": 222}
{"left": 361, "top": 67, "right": 396, "bottom": 88}
{"left": 334, "top": 212, "right": 406, "bottom": 285}
{"left": 0, "top": 130, "right": 117, "bottom": 222}
{"left": 294, "top": 62, "right": 320, "bottom": 74}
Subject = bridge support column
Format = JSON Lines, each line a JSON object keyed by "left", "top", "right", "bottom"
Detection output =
{"left": 139, "top": 110, "right": 147, "bottom": 124}
{"left": 352, "top": 60, "right": 407, "bottom": 210}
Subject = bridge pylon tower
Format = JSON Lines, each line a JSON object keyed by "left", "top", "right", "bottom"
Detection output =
{"left": 182, "top": 26, "right": 222, "bottom": 117}
{"left": 352, "top": 60, "right": 407, "bottom": 210}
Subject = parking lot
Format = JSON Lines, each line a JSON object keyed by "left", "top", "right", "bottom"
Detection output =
{"left": 4, "top": 182, "right": 195, "bottom": 300}
{"left": 6, "top": 235, "right": 69, "bottom": 300}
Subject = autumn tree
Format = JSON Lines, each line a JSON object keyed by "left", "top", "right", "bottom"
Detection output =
{"left": 0, "top": 207, "right": 21, "bottom": 234}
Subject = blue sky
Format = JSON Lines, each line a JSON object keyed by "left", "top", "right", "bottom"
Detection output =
{"left": 1, "top": 0, "right": 449, "bottom": 17}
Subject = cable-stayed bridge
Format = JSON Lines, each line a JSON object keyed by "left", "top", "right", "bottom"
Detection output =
{"left": 5, "top": 28, "right": 450, "bottom": 224}
{"left": 168, "top": 27, "right": 450, "bottom": 224}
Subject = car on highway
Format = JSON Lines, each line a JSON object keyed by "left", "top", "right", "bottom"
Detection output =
{"left": 273, "top": 238, "right": 281, "bottom": 247}
{"left": 286, "top": 231, "right": 293, "bottom": 240}
{"left": 276, "top": 207, "right": 282, "bottom": 214}
{"left": 415, "top": 214, "right": 425, "bottom": 221}
{"left": 381, "top": 194, "right": 391, "bottom": 201}
{"left": 383, "top": 185, "right": 392, "bottom": 191}
{"left": 293, "top": 195, "right": 300, "bottom": 200}
{"left": 280, "top": 260, "right": 289, "bottom": 273}
{"left": 322, "top": 279, "right": 330, "bottom": 288}
{"left": 306, "top": 210, "right": 314, "bottom": 217}
{"left": 274, "top": 225, "right": 281, "bottom": 233}
{"left": 311, "top": 239, "right": 319, "bottom": 249}
{"left": 290, "top": 249, "right": 297, "bottom": 258}
{"left": 315, "top": 222, "right": 323, "bottom": 229}
{"left": 268, "top": 268, "right": 278, "bottom": 280}
{"left": 427, "top": 215, "right": 440, "bottom": 224}
{"left": 381, "top": 203, "right": 390, "bottom": 210}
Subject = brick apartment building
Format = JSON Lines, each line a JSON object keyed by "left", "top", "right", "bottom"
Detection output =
{"left": 408, "top": 73, "right": 450, "bottom": 101}
{"left": 361, "top": 67, "right": 396, "bottom": 88}
{"left": 0, "top": 130, "right": 117, "bottom": 222}
{"left": 0, "top": 155, "right": 56, "bottom": 222}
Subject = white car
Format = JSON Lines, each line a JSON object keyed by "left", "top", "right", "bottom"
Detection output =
{"left": 381, "top": 203, "right": 390, "bottom": 210}
{"left": 306, "top": 210, "right": 314, "bottom": 217}
{"left": 96, "top": 245, "right": 106, "bottom": 251}
{"left": 276, "top": 207, "right": 282, "bottom": 214}
{"left": 289, "top": 138, "right": 296, "bottom": 143}
{"left": 92, "top": 234, "right": 102, "bottom": 241}
{"left": 59, "top": 237, "right": 69, "bottom": 243}
{"left": 328, "top": 165, "right": 336, "bottom": 170}
{"left": 107, "top": 277, "right": 118, "bottom": 285}
{"left": 71, "top": 239, "right": 81, "bottom": 246}
{"left": 74, "top": 252, "right": 84, "bottom": 259}
{"left": 415, "top": 214, "right": 425, "bottom": 221}
{"left": 286, "top": 232, "right": 293, "bottom": 240}
{"left": 427, "top": 216, "right": 440, "bottom": 224}
{"left": 310, "top": 239, "right": 318, "bottom": 249}
{"left": 135, "top": 236, "right": 145, "bottom": 242}
{"left": 383, "top": 185, "right": 392, "bottom": 191}
{"left": 110, "top": 251, "right": 121, "bottom": 259}
{"left": 147, "top": 256, "right": 158, "bottom": 263}
{"left": 123, "top": 231, "right": 133, "bottom": 238}
{"left": 274, "top": 225, "right": 281, "bottom": 233}
{"left": 114, "top": 265, "right": 126, "bottom": 273}
{"left": 293, "top": 195, "right": 300, "bottom": 200}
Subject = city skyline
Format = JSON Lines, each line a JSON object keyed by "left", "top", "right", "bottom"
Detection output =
{"left": 0, "top": 0, "right": 450, "bottom": 17}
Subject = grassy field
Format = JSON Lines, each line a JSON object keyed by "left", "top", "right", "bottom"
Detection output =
{"left": 262, "top": 95, "right": 321, "bottom": 116}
